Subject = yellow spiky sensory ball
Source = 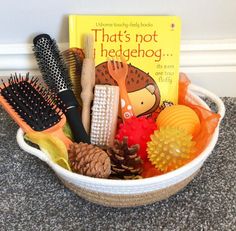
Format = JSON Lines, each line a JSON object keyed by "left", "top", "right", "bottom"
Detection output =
{"left": 156, "top": 105, "right": 201, "bottom": 136}
{"left": 147, "top": 127, "right": 196, "bottom": 173}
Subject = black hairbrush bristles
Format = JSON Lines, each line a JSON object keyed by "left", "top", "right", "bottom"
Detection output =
{"left": 33, "top": 34, "right": 90, "bottom": 143}
{"left": 33, "top": 34, "right": 72, "bottom": 92}
{"left": 0, "top": 73, "right": 63, "bottom": 131}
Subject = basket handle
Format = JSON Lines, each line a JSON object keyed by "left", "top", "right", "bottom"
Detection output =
{"left": 188, "top": 84, "right": 225, "bottom": 121}
{"left": 16, "top": 128, "right": 49, "bottom": 163}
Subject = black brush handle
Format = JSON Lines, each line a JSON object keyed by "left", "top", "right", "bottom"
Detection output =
{"left": 58, "top": 90, "right": 90, "bottom": 143}
{"left": 65, "top": 107, "right": 90, "bottom": 144}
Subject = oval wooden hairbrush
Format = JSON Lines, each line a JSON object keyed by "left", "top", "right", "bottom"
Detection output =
{"left": 33, "top": 34, "right": 90, "bottom": 144}
{"left": 0, "top": 73, "right": 72, "bottom": 149}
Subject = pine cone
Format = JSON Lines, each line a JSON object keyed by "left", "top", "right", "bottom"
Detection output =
{"left": 107, "top": 137, "right": 143, "bottom": 179}
{"left": 68, "top": 142, "right": 111, "bottom": 178}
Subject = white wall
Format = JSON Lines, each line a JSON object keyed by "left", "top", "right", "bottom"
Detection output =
{"left": 1, "top": 0, "right": 235, "bottom": 43}
{"left": 0, "top": 0, "right": 235, "bottom": 96}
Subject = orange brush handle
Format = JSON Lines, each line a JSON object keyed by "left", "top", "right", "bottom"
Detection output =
{"left": 43, "top": 125, "right": 72, "bottom": 150}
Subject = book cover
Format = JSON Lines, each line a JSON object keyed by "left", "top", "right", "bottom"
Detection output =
{"left": 69, "top": 15, "right": 181, "bottom": 116}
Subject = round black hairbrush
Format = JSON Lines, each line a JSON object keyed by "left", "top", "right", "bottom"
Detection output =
{"left": 33, "top": 34, "right": 72, "bottom": 92}
{"left": 33, "top": 34, "right": 90, "bottom": 144}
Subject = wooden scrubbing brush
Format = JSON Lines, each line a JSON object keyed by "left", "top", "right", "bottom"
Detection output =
{"left": 90, "top": 85, "right": 120, "bottom": 147}
{"left": 0, "top": 73, "right": 72, "bottom": 149}
{"left": 80, "top": 34, "right": 95, "bottom": 133}
{"left": 62, "top": 48, "right": 84, "bottom": 106}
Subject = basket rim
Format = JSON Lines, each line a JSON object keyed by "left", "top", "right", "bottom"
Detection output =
{"left": 16, "top": 85, "right": 223, "bottom": 187}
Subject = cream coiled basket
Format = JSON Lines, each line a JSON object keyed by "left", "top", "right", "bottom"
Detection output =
{"left": 16, "top": 84, "right": 225, "bottom": 207}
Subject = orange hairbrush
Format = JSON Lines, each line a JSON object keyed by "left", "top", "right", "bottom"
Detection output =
{"left": 0, "top": 73, "right": 72, "bottom": 149}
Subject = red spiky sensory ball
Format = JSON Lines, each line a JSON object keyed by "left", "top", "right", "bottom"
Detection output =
{"left": 116, "top": 116, "right": 157, "bottom": 160}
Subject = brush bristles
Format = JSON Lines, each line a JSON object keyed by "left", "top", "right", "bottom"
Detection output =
{"left": 62, "top": 48, "right": 84, "bottom": 105}
{"left": 33, "top": 34, "right": 72, "bottom": 93}
{"left": 90, "top": 85, "right": 119, "bottom": 147}
{"left": 0, "top": 73, "right": 63, "bottom": 131}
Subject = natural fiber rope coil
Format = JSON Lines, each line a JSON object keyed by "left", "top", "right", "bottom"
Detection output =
{"left": 59, "top": 171, "right": 198, "bottom": 207}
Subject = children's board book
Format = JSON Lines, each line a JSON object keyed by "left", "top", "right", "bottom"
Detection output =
{"left": 69, "top": 15, "right": 181, "bottom": 117}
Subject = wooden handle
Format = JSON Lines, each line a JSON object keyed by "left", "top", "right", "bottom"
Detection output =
{"left": 81, "top": 58, "right": 95, "bottom": 133}
{"left": 80, "top": 34, "right": 95, "bottom": 133}
{"left": 81, "top": 101, "right": 92, "bottom": 134}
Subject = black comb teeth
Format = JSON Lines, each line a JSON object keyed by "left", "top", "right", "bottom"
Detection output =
{"left": 0, "top": 73, "right": 63, "bottom": 131}
{"left": 33, "top": 34, "right": 72, "bottom": 92}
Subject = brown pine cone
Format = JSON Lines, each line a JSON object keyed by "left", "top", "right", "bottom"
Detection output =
{"left": 107, "top": 137, "right": 143, "bottom": 179}
{"left": 68, "top": 142, "right": 111, "bottom": 178}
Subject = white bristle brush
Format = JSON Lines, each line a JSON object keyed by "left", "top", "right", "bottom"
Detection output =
{"left": 90, "top": 85, "right": 120, "bottom": 147}
{"left": 81, "top": 34, "right": 95, "bottom": 133}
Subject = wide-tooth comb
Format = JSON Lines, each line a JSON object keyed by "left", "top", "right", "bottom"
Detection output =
{"left": 0, "top": 73, "right": 72, "bottom": 149}
{"left": 90, "top": 85, "right": 119, "bottom": 147}
{"left": 33, "top": 34, "right": 90, "bottom": 144}
{"left": 62, "top": 48, "right": 84, "bottom": 106}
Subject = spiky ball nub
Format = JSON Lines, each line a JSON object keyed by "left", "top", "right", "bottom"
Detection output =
{"left": 116, "top": 116, "right": 157, "bottom": 160}
{"left": 147, "top": 127, "right": 196, "bottom": 173}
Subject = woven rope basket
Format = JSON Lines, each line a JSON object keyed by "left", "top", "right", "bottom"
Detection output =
{"left": 59, "top": 172, "right": 198, "bottom": 207}
{"left": 17, "top": 84, "right": 225, "bottom": 207}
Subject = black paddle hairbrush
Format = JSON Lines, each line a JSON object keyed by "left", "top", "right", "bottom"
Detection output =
{"left": 33, "top": 34, "right": 90, "bottom": 144}
{"left": 0, "top": 73, "right": 72, "bottom": 148}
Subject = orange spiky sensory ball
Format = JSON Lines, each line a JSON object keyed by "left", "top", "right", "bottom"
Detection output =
{"left": 156, "top": 105, "right": 200, "bottom": 136}
{"left": 147, "top": 127, "right": 196, "bottom": 173}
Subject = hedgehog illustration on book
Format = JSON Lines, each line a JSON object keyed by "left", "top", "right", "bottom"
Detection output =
{"left": 95, "top": 62, "right": 161, "bottom": 117}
